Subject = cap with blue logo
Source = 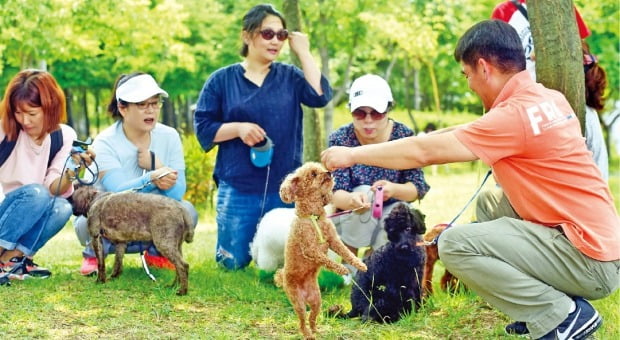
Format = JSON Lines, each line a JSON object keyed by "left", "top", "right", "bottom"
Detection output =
{"left": 250, "top": 136, "right": 274, "bottom": 168}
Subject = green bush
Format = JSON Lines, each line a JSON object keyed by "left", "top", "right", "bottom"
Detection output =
{"left": 183, "top": 134, "right": 217, "bottom": 213}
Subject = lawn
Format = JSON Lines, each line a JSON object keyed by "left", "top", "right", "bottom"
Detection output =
{"left": 1, "top": 166, "right": 618, "bottom": 339}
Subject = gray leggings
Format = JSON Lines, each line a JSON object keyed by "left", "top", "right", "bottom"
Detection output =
{"left": 438, "top": 188, "right": 620, "bottom": 338}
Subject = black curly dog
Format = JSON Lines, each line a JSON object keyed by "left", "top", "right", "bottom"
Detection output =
{"left": 333, "top": 202, "right": 426, "bottom": 323}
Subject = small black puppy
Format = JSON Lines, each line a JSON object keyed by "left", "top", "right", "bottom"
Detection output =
{"left": 335, "top": 202, "right": 426, "bottom": 323}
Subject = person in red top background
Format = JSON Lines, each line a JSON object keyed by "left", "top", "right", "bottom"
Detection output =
{"left": 491, "top": 0, "right": 590, "bottom": 81}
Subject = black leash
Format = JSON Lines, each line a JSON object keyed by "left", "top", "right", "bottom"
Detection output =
{"left": 426, "top": 169, "right": 492, "bottom": 246}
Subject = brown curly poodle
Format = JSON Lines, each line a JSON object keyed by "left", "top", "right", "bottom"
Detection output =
{"left": 422, "top": 223, "right": 459, "bottom": 296}
{"left": 274, "top": 162, "right": 367, "bottom": 339}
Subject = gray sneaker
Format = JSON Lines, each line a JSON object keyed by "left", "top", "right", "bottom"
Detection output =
{"left": 4, "top": 257, "right": 51, "bottom": 279}
{"left": 0, "top": 269, "right": 11, "bottom": 286}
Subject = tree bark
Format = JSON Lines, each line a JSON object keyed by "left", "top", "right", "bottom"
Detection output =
{"left": 283, "top": 0, "right": 322, "bottom": 162}
{"left": 529, "top": 0, "right": 585, "bottom": 134}
{"left": 80, "top": 88, "right": 90, "bottom": 140}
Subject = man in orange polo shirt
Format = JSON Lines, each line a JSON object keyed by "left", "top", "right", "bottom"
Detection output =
{"left": 321, "top": 20, "right": 619, "bottom": 339}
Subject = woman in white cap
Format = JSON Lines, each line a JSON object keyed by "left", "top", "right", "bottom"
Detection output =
{"left": 74, "top": 72, "right": 198, "bottom": 276}
{"left": 193, "top": 4, "right": 332, "bottom": 270}
{"left": 329, "top": 74, "right": 429, "bottom": 280}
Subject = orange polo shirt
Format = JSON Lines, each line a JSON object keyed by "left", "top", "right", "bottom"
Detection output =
{"left": 454, "top": 71, "right": 619, "bottom": 261}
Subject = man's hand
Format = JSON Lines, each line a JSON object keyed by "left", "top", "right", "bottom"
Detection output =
{"left": 320, "top": 146, "right": 355, "bottom": 171}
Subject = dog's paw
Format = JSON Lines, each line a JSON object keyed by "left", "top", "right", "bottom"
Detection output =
{"left": 327, "top": 304, "right": 345, "bottom": 317}
{"left": 354, "top": 261, "right": 368, "bottom": 272}
{"left": 334, "top": 265, "right": 349, "bottom": 276}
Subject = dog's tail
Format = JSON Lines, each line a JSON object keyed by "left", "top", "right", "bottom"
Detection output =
{"left": 182, "top": 206, "right": 194, "bottom": 243}
{"left": 274, "top": 268, "right": 284, "bottom": 287}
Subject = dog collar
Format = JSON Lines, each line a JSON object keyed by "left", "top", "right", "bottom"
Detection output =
{"left": 308, "top": 215, "right": 325, "bottom": 244}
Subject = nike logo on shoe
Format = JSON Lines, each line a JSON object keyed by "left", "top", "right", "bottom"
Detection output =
{"left": 556, "top": 309, "right": 580, "bottom": 340}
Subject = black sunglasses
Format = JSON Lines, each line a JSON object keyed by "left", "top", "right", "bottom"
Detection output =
{"left": 259, "top": 29, "right": 289, "bottom": 41}
{"left": 352, "top": 108, "right": 387, "bottom": 120}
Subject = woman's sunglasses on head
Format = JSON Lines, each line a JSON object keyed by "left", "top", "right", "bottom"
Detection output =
{"left": 259, "top": 29, "right": 289, "bottom": 41}
{"left": 352, "top": 108, "right": 387, "bottom": 120}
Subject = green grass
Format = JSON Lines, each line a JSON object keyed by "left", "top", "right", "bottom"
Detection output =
{"left": 1, "top": 169, "right": 618, "bottom": 339}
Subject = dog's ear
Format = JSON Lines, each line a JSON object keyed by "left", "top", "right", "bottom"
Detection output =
{"left": 71, "top": 186, "right": 99, "bottom": 217}
{"left": 410, "top": 207, "right": 427, "bottom": 234}
{"left": 280, "top": 174, "right": 299, "bottom": 203}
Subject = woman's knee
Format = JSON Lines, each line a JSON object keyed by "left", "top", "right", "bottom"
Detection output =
{"left": 21, "top": 184, "right": 52, "bottom": 206}
{"left": 52, "top": 198, "right": 73, "bottom": 220}
{"left": 437, "top": 226, "right": 466, "bottom": 264}
{"left": 216, "top": 246, "right": 251, "bottom": 270}
{"left": 46, "top": 198, "right": 72, "bottom": 234}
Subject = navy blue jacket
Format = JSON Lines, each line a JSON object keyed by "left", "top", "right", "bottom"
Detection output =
{"left": 194, "top": 62, "right": 332, "bottom": 193}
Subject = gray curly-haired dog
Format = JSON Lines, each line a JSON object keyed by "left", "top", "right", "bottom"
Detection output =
{"left": 72, "top": 185, "right": 194, "bottom": 295}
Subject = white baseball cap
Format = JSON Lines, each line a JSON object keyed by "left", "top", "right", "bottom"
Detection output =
{"left": 348, "top": 74, "right": 393, "bottom": 113}
{"left": 116, "top": 74, "right": 168, "bottom": 103}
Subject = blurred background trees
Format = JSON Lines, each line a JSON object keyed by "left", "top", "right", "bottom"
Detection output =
{"left": 0, "top": 0, "right": 617, "bottom": 151}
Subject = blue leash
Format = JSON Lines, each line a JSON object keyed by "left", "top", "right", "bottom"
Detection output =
{"left": 427, "top": 169, "right": 492, "bottom": 246}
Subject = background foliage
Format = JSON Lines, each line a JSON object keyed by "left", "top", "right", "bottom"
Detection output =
{"left": 0, "top": 0, "right": 617, "bottom": 138}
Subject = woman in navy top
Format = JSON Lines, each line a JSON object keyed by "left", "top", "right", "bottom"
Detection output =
{"left": 194, "top": 4, "right": 332, "bottom": 270}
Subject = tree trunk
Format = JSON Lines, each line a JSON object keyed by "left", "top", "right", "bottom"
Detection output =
{"left": 162, "top": 99, "right": 176, "bottom": 129}
{"left": 403, "top": 59, "right": 420, "bottom": 132}
{"left": 65, "top": 88, "right": 74, "bottom": 128}
{"left": 94, "top": 90, "right": 101, "bottom": 135}
{"left": 283, "top": 0, "right": 322, "bottom": 162}
{"left": 318, "top": 6, "right": 333, "bottom": 146}
{"left": 80, "top": 88, "right": 90, "bottom": 140}
{"left": 529, "top": 0, "right": 585, "bottom": 134}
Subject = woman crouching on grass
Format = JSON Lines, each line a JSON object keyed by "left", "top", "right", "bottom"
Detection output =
{"left": 0, "top": 69, "right": 94, "bottom": 285}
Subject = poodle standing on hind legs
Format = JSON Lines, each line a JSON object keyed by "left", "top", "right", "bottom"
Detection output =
{"left": 275, "top": 162, "right": 367, "bottom": 339}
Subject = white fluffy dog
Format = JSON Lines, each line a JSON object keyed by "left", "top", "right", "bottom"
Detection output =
{"left": 250, "top": 208, "right": 296, "bottom": 271}
{"left": 250, "top": 207, "right": 341, "bottom": 272}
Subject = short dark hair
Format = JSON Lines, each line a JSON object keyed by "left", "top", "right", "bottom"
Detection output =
{"left": 454, "top": 20, "right": 526, "bottom": 73}
{"left": 239, "top": 4, "right": 286, "bottom": 57}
